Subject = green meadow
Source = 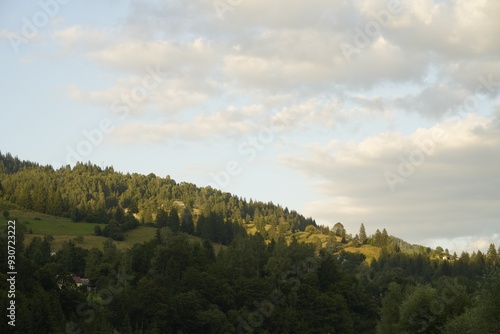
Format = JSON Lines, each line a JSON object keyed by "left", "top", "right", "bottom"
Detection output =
{"left": 7, "top": 209, "right": 224, "bottom": 252}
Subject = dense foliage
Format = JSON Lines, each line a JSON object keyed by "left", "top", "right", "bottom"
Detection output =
{"left": 1, "top": 152, "right": 499, "bottom": 333}
{"left": 1, "top": 221, "right": 499, "bottom": 333}
{"left": 0, "top": 152, "right": 317, "bottom": 241}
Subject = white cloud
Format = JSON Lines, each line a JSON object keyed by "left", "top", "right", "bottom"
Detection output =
{"left": 51, "top": 25, "right": 111, "bottom": 52}
{"left": 287, "top": 115, "right": 500, "bottom": 250}
{"left": 89, "top": 38, "right": 217, "bottom": 74}
{"left": 112, "top": 105, "right": 268, "bottom": 144}
{"left": 0, "top": 29, "right": 12, "bottom": 40}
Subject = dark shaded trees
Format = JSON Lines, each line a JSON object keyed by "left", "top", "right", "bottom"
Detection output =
{"left": 166, "top": 207, "right": 180, "bottom": 233}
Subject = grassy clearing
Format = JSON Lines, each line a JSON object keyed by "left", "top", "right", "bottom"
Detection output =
{"left": 24, "top": 227, "right": 226, "bottom": 253}
{"left": 344, "top": 244, "right": 381, "bottom": 263}
{"left": 24, "top": 226, "right": 164, "bottom": 251}
{"left": 24, "top": 234, "right": 112, "bottom": 251}
{"left": 7, "top": 208, "right": 156, "bottom": 251}
{"left": 8, "top": 209, "right": 106, "bottom": 236}
{"left": 12, "top": 208, "right": 226, "bottom": 253}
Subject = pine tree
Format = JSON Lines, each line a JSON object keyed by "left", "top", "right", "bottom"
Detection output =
{"left": 341, "top": 229, "right": 347, "bottom": 243}
{"left": 180, "top": 206, "right": 195, "bottom": 234}
{"left": 156, "top": 209, "right": 168, "bottom": 228}
{"left": 382, "top": 228, "right": 389, "bottom": 247}
{"left": 359, "top": 223, "right": 367, "bottom": 245}
{"left": 486, "top": 243, "right": 498, "bottom": 265}
{"left": 374, "top": 229, "right": 383, "bottom": 247}
{"left": 167, "top": 207, "right": 180, "bottom": 233}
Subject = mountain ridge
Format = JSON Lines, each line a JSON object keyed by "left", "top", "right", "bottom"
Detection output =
{"left": 0, "top": 151, "right": 434, "bottom": 260}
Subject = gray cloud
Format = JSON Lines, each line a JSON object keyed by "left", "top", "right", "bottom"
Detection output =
{"left": 285, "top": 115, "right": 500, "bottom": 250}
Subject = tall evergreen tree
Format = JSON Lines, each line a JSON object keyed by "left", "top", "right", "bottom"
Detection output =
{"left": 180, "top": 206, "right": 195, "bottom": 235}
{"left": 359, "top": 223, "right": 367, "bottom": 245}
{"left": 487, "top": 243, "right": 498, "bottom": 265}
{"left": 382, "top": 228, "right": 389, "bottom": 246}
{"left": 373, "top": 229, "right": 383, "bottom": 247}
{"left": 156, "top": 209, "right": 168, "bottom": 228}
{"left": 167, "top": 208, "right": 180, "bottom": 233}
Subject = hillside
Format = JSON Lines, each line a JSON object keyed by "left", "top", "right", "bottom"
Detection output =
{"left": 1, "top": 152, "right": 499, "bottom": 333}
{"left": 0, "top": 152, "right": 431, "bottom": 262}
{"left": 0, "top": 152, "right": 317, "bottom": 242}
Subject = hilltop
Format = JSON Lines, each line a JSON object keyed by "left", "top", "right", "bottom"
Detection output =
{"left": 0, "top": 151, "right": 428, "bottom": 262}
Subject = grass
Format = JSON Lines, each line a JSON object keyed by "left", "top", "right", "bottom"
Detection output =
{"left": 21, "top": 222, "right": 162, "bottom": 251}
{"left": 9, "top": 208, "right": 226, "bottom": 253}
{"left": 24, "top": 227, "right": 227, "bottom": 253}
{"left": 6, "top": 208, "right": 155, "bottom": 251}
{"left": 24, "top": 234, "right": 112, "bottom": 251}
{"left": 8, "top": 209, "right": 106, "bottom": 236}
{"left": 9, "top": 207, "right": 376, "bottom": 258}
{"left": 344, "top": 244, "right": 382, "bottom": 263}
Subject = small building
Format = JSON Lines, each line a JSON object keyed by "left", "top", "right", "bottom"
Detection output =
{"left": 57, "top": 274, "right": 93, "bottom": 290}
{"left": 72, "top": 275, "right": 83, "bottom": 287}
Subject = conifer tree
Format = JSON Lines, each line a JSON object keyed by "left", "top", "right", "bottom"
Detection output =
{"left": 359, "top": 223, "right": 367, "bottom": 245}
{"left": 167, "top": 207, "right": 180, "bottom": 232}
{"left": 487, "top": 243, "right": 498, "bottom": 265}
{"left": 156, "top": 209, "right": 168, "bottom": 228}
{"left": 180, "top": 206, "right": 194, "bottom": 234}
{"left": 382, "top": 228, "right": 389, "bottom": 246}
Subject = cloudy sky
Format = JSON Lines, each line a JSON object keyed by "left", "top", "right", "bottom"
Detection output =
{"left": 1, "top": 0, "right": 499, "bottom": 253}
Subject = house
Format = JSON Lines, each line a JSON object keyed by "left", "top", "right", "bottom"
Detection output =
{"left": 56, "top": 274, "right": 93, "bottom": 290}
{"left": 71, "top": 274, "right": 92, "bottom": 287}
{"left": 71, "top": 275, "right": 83, "bottom": 287}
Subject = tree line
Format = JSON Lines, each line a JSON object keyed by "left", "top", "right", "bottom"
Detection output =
{"left": 0, "top": 152, "right": 317, "bottom": 241}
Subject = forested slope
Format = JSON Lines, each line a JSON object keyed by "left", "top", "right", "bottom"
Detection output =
{"left": 1, "top": 152, "right": 499, "bottom": 333}
{"left": 0, "top": 152, "right": 316, "bottom": 242}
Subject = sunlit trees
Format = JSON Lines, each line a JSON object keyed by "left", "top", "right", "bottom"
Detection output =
{"left": 359, "top": 223, "right": 367, "bottom": 245}
{"left": 487, "top": 243, "right": 498, "bottom": 265}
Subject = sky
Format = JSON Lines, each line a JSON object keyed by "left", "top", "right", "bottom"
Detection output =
{"left": 1, "top": 0, "right": 499, "bottom": 254}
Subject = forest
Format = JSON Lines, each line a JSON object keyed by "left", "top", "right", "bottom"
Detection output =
{"left": 0, "top": 152, "right": 499, "bottom": 333}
